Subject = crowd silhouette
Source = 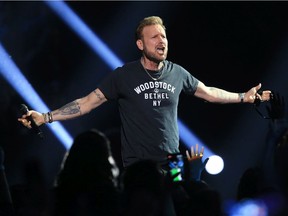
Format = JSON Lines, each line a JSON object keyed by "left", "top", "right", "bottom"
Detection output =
{"left": 1, "top": 91, "right": 288, "bottom": 215}
{"left": 53, "top": 129, "right": 121, "bottom": 216}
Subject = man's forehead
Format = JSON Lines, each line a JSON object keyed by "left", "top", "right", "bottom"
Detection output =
{"left": 142, "top": 24, "right": 166, "bottom": 35}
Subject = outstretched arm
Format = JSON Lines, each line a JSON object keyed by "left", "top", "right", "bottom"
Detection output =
{"left": 194, "top": 82, "right": 271, "bottom": 104}
{"left": 18, "top": 88, "right": 107, "bottom": 128}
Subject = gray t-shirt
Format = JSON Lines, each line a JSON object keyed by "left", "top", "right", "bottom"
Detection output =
{"left": 98, "top": 59, "right": 199, "bottom": 167}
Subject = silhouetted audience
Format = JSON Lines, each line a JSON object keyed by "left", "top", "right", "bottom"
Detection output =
{"left": 236, "top": 166, "right": 268, "bottom": 201}
{"left": 0, "top": 146, "right": 15, "bottom": 216}
{"left": 119, "top": 159, "right": 177, "bottom": 216}
{"left": 274, "top": 128, "right": 288, "bottom": 216}
{"left": 119, "top": 145, "right": 225, "bottom": 216}
{"left": 226, "top": 92, "right": 288, "bottom": 216}
{"left": 53, "top": 128, "right": 121, "bottom": 216}
{"left": 173, "top": 154, "right": 224, "bottom": 216}
{"left": 261, "top": 91, "right": 287, "bottom": 191}
{"left": 181, "top": 182, "right": 224, "bottom": 216}
{"left": 11, "top": 91, "right": 288, "bottom": 216}
{"left": 9, "top": 158, "right": 52, "bottom": 216}
{"left": 262, "top": 91, "right": 288, "bottom": 215}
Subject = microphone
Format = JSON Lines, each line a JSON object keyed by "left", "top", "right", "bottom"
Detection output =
{"left": 20, "top": 104, "right": 44, "bottom": 139}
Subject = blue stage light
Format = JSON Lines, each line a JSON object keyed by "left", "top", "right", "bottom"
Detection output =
{"left": 0, "top": 42, "right": 73, "bottom": 149}
{"left": 178, "top": 119, "right": 213, "bottom": 159}
{"left": 44, "top": 0, "right": 123, "bottom": 70}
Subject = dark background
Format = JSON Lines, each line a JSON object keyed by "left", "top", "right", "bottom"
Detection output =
{"left": 1, "top": 1, "right": 288, "bottom": 203}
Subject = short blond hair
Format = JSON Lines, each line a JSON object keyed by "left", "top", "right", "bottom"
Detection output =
{"left": 135, "top": 16, "right": 166, "bottom": 41}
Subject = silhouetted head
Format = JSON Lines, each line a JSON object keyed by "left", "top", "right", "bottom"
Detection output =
{"left": 121, "top": 159, "right": 164, "bottom": 193}
{"left": 56, "top": 128, "right": 119, "bottom": 191}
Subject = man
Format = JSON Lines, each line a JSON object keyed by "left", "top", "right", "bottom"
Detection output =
{"left": 18, "top": 16, "right": 271, "bottom": 170}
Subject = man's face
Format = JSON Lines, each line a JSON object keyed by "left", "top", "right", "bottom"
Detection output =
{"left": 139, "top": 24, "right": 168, "bottom": 63}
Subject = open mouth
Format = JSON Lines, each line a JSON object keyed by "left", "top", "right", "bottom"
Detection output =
{"left": 156, "top": 47, "right": 165, "bottom": 54}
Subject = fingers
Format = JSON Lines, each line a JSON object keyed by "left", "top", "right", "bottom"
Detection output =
{"left": 200, "top": 146, "right": 204, "bottom": 156}
{"left": 256, "top": 83, "right": 262, "bottom": 91}
{"left": 187, "top": 144, "right": 204, "bottom": 161}
{"left": 250, "top": 82, "right": 271, "bottom": 103}
{"left": 256, "top": 91, "right": 271, "bottom": 102}
{"left": 191, "top": 145, "right": 195, "bottom": 156}
{"left": 186, "top": 150, "right": 191, "bottom": 160}
{"left": 18, "top": 116, "right": 32, "bottom": 129}
{"left": 246, "top": 84, "right": 273, "bottom": 104}
{"left": 194, "top": 144, "right": 203, "bottom": 157}
{"left": 19, "top": 120, "right": 32, "bottom": 129}
{"left": 263, "top": 91, "right": 272, "bottom": 101}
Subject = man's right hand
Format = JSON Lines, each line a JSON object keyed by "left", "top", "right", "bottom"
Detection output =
{"left": 18, "top": 110, "right": 45, "bottom": 129}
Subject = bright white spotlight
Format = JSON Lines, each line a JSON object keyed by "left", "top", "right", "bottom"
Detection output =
{"left": 205, "top": 155, "right": 224, "bottom": 175}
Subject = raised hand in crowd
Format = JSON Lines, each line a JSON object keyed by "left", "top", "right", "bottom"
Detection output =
{"left": 185, "top": 144, "right": 209, "bottom": 181}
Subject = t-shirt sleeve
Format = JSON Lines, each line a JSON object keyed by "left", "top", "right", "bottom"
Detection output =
{"left": 181, "top": 66, "right": 199, "bottom": 95}
{"left": 98, "top": 67, "right": 121, "bottom": 100}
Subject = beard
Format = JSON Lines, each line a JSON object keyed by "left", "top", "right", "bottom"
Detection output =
{"left": 143, "top": 48, "right": 168, "bottom": 64}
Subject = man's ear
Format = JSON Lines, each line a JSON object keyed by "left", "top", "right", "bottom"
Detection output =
{"left": 136, "top": 39, "right": 143, "bottom": 50}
